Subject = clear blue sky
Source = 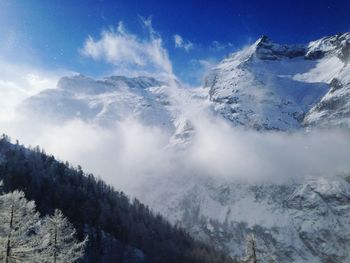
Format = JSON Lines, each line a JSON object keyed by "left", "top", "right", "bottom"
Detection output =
{"left": 1, "top": 0, "right": 350, "bottom": 85}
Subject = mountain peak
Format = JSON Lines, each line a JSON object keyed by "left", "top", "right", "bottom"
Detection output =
{"left": 57, "top": 74, "right": 94, "bottom": 89}
{"left": 254, "top": 36, "right": 305, "bottom": 60}
{"left": 256, "top": 35, "right": 271, "bottom": 45}
{"left": 253, "top": 32, "right": 350, "bottom": 61}
{"left": 103, "top": 75, "right": 164, "bottom": 89}
{"left": 306, "top": 32, "right": 350, "bottom": 60}
{"left": 55, "top": 74, "right": 165, "bottom": 95}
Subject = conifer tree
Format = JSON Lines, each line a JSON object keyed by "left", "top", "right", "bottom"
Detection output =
{"left": 242, "top": 234, "right": 258, "bottom": 263}
{"left": 0, "top": 191, "right": 41, "bottom": 263}
{"left": 39, "top": 209, "right": 87, "bottom": 263}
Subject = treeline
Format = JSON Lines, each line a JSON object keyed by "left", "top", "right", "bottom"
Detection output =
{"left": 0, "top": 135, "right": 235, "bottom": 263}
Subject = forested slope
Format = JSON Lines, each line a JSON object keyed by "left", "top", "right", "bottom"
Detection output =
{"left": 0, "top": 135, "right": 234, "bottom": 263}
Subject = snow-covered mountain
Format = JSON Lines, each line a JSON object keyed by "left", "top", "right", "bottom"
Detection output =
{"left": 205, "top": 33, "right": 350, "bottom": 130}
{"left": 19, "top": 33, "right": 350, "bottom": 134}
{"left": 16, "top": 33, "right": 350, "bottom": 262}
{"left": 304, "top": 33, "right": 350, "bottom": 128}
{"left": 18, "top": 74, "right": 208, "bottom": 146}
{"left": 139, "top": 173, "right": 350, "bottom": 263}
{"left": 20, "top": 74, "right": 174, "bottom": 130}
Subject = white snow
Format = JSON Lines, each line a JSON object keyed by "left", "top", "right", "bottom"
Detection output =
{"left": 15, "top": 32, "right": 350, "bottom": 263}
{"left": 293, "top": 56, "right": 344, "bottom": 83}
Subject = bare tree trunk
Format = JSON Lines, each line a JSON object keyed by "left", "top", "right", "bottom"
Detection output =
{"left": 53, "top": 225, "right": 57, "bottom": 263}
{"left": 5, "top": 205, "right": 14, "bottom": 263}
{"left": 252, "top": 238, "right": 257, "bottom": 263}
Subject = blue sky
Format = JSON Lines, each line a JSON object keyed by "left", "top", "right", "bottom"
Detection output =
{"left": 1, "top": 0, "right": 350, "bottom": 85}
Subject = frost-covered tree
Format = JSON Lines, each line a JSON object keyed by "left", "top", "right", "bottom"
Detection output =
{"left": 0, "top": 190, "right": 86, "bottom": 263}
{"left": 0, "top": 190, "right": 41, "bottom": 263}
{"left": 39, "top": 209, "right": 87, "bottom": 263}
{"left": 242, "top": 234, "right": 257, "bottom": 263}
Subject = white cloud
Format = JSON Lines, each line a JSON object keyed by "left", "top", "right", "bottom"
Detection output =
{"left": 2, "top": 80, "right": 350, "bottom": 196}
{"left": 187, "top": 115, "right": 350, "bottom": 182}
{"left": 0, "top": 61, "right": 67, "bottom": 121}
{"left": 188, "top": 58, "right": 217, "bottom": 85}
{"left": 210, "top": 40, "right": 234, "bottom": 51}
{"left": 80, "top": 19, "right": 174, "bottom": 80}
{"left": 194, "top": 59, "right": 216, "bottom": 70}
{"left": 173, "top": 34, "right": 194, "bottom": 51}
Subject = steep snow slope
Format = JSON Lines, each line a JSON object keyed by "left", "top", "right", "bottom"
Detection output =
{"left": 205, "top": 34, "right": 350, "bottom": 130}
{"left": 303, "top": 34, "right": 350, "bottom": 128}
{"left": 304, "top": 64, "right": 350, "bottom": 128}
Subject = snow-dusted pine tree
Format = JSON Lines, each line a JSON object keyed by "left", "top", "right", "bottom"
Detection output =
{"left": 242, "top": 234, "right": 258, "bottom": 263}
{"left": 39, "top": 209, "right": 87, "bottom": 263}
{"left": 0, "top": 190, "right": 41, "bottom": 263}
{"left": 241, "top": 234, "right": 277, "bottom": 263}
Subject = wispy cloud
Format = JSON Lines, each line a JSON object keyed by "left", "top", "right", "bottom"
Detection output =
{"left": 210, "top": 40, "right": 234, "bottom": 51}
{"left": 173, "top": 34, "right": 194, "bottom": 52}
{"left": 80, "top": 18, "right": 174, "bottom": 80}
{"left": 0, "top": 61, "right": 68, "bottom": 122}
{"left": 188, "top": 58, "right": 218, "bottom": 85}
